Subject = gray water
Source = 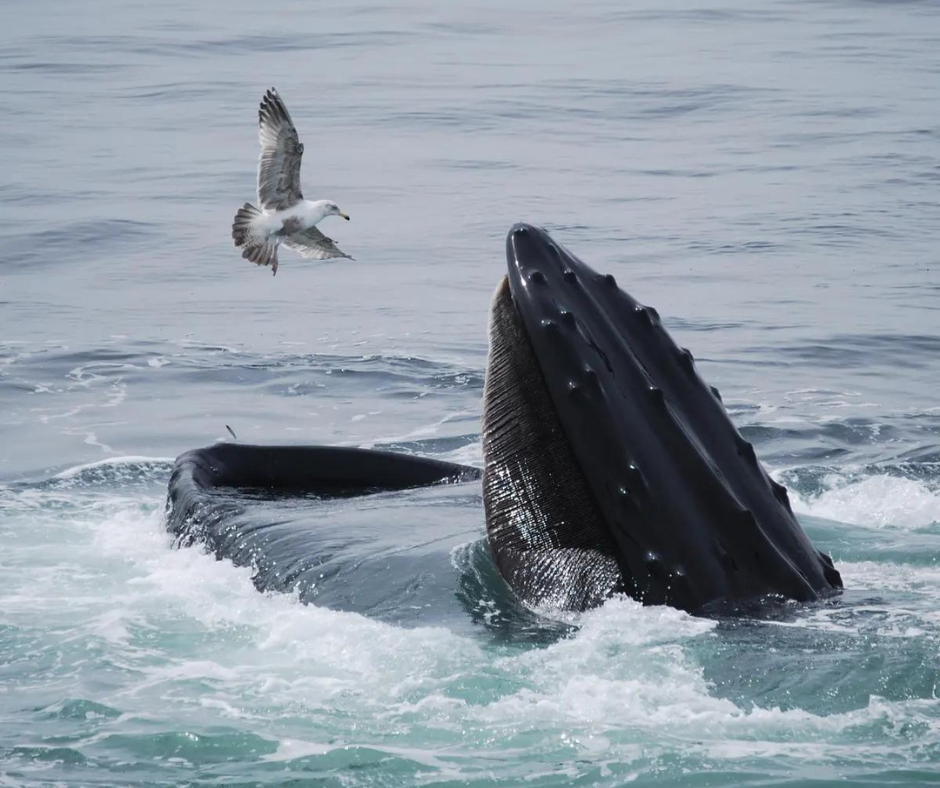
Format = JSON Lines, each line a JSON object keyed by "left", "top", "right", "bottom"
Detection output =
{"left": 2, "top": 0, "right": 940, "bottom": 785}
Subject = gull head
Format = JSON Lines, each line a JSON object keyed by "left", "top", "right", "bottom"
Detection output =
{"left": 326, "top": 201, "right": 350, "bottom": 221}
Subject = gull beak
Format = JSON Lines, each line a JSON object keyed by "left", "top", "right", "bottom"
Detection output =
{"left": 340, "top": 212, "right": 350, "bottom": 221}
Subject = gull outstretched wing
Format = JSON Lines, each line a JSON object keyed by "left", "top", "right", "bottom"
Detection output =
{"left": 284, "top": 226, "right": 352, "bottom": 260}
{"left": 257, "top": 88, "right": 304, "bottom": 210}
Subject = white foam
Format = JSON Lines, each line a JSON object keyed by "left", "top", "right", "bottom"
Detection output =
{"left": 79, "top": 430, "right": 113, "bottom": 453}
{"left": 475, "top": 598, "right": 731, "bottom": 733}
{"left": 443, "top": 439, "right": 483, "bottom": 468}
{"left": 364, "top": 409, "right": 479, "bottom": 449}
{"left": 788, "top": 473, "right": 940, "bottom": 529}
{"left": 82, "top": 503, "right": 484, "bottom": 707}
{"left": 262, "top": 739, "right": 333, "bottom": 762}
{"left": 839, "top": 560, "right": 940, "bottom": 595}
{"left": 52, "top": 455, "right": 174, "bottom": 479}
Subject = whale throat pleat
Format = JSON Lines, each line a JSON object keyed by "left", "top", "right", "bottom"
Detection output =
{"left": 481, "top": 277, "right": 624, "bottom": 610}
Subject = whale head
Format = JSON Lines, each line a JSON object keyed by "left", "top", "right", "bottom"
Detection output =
{"left": 482, "top": 223, "right": 842, "bottom": 613}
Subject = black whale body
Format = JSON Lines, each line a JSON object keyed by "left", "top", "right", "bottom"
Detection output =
{"left": 165, "top": 224, "right": 841, "bottom": 615}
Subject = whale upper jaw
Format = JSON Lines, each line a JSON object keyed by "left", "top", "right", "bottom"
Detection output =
{"left": 483, "top": 223, "right": 841, "bottom": 613}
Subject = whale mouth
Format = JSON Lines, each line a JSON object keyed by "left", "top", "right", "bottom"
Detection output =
{"left": 482, "top": 223, "right": 842, "bottom": 613}
{"left": 165, "top": 222, "right": 841, "bottom": 619}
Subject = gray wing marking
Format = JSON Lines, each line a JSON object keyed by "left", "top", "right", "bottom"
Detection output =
{"left": 284, "top": 226, "right": 352, "bottom": 260}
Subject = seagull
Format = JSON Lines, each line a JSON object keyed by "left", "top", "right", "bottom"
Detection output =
{"left": 231, "top": 88, "right": 352, "bottom": 276}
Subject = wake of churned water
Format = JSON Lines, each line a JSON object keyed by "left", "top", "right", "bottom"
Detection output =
{"left": 2, "top": 448, "right": 939, "bottom": 786}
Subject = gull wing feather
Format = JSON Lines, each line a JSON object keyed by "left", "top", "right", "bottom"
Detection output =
{"left": 257, "top": 88, "right": 304, "bottom": 210}
{"left": 284, "top": 226, "right": 353, "bottom": 260}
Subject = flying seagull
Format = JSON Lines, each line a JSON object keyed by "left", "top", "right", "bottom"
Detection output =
{"left": 231, "top": 88, "right": 352, "bottom": 276}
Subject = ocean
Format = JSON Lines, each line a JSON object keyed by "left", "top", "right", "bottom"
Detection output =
{"left": 2, "top": 0, "right": 939, "bottom": 785}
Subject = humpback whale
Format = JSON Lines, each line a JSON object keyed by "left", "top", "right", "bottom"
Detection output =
{"left": 166, "top": 224, "right": 842, "bottom": 615}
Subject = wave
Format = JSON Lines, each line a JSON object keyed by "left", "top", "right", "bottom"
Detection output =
{"left": 780, "top": 463, "right": 940, "bottom": 530}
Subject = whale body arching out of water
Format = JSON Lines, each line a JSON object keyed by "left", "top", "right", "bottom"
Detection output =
{"left": 165, "top": 224, "right": 842, "bottom": 617}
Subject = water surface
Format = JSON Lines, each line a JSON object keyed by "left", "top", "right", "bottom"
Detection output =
{"left": 2, "top": 0, "right": 939, "bottom": 785}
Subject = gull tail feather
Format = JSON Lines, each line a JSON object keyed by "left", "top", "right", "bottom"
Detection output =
{"left": 241, "top": 240, "right": 280, "bottom": 276}
{"left": 232, "top": 202, "right": 279, "bottom": 276}
{"left": 232, "top": 202, "right": 262, "bottom": 247}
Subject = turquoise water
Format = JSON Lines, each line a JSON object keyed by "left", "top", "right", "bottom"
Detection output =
{"left": 2, "top": 0, "right": 940, "bottom": 785}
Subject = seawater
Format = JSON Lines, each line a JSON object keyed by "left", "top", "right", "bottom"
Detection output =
{"left": 2, "top": 0, "right": 939, "bottom": 785}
